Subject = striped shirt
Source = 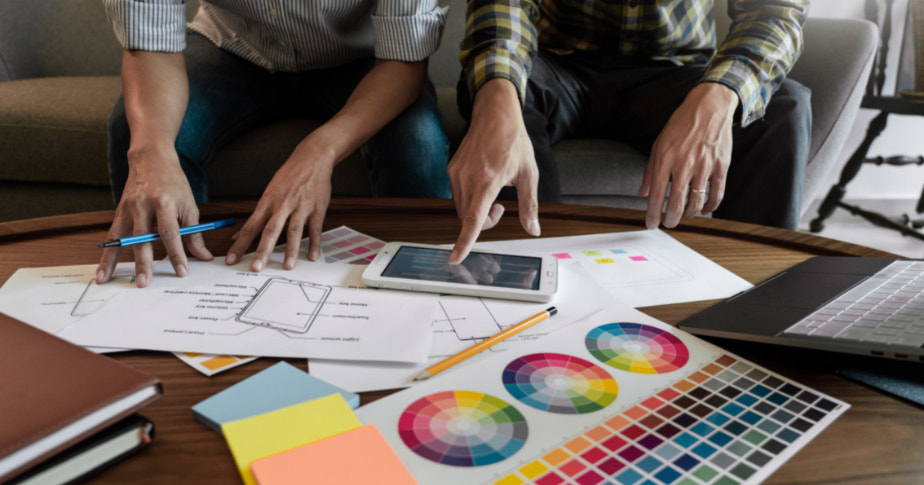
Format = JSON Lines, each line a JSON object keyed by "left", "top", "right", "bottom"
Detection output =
{"left": 103, "top": 0, "right": 448, "bottom": 72}
{"left": 459, "top": 0, "right": 808, "bottom": 126}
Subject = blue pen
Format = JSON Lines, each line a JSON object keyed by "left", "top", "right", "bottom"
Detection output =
{"left": 98, "top": 218, "right": 237, "bottom": 248}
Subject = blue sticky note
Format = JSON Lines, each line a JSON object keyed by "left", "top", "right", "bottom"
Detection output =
{"left": 192, "top": 361, "right": 360, "bottom": 433}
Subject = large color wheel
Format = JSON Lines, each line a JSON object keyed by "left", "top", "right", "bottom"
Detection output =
{"left": 398, "top": 390, "right": 528, "bottom": 467}
{"left": 586, "top": 322, "right": 689, "bottom": 374}
{"left": 503, "top": 353, "right": 618, "bottom": 414}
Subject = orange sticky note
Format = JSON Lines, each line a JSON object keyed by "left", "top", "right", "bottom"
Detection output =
{"left": 250, "top": 424, "right": 417, "bottom": 485}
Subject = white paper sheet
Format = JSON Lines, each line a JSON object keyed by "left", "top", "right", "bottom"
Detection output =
{"left": 58, "top": 256, "right": 439, "bottom": 363}
{"left": 474, "top": 229, "right": 752, "bottom": 307}
{"left": 0, "top": 262, "right": 144, "bottom": 353}
{"left": 309, "top": 264, "right": 612, "bottom": 392}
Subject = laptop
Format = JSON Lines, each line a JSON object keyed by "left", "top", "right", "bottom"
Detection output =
{"left": 678, "top": 256, "right": 924, "bottom": 363}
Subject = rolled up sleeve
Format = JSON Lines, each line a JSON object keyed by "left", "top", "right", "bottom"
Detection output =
{"left": 705, "top": 0, "right": 808, "bottom": 126}
{"left": 102, "top": 0, "right": 189, "bottom": 52}
{"left": 459, "top": 0, "right": 539, "bottom": 106}
{"left": 372, "top": 1, "right": 448, "bottom": 61}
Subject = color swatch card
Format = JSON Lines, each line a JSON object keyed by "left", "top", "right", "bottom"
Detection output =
{"left": 357, "top": 303, "right": 848, "bottom": 485}
{"left": 250, "top": 424, "right": 418, "bottom": 485}
{"left": 318, "top": 226, "right": 386, "bottom": 265}
{"left": 222, "top": 393, "right": 362, "bottom": 485}
{"left": 174, "top": 352, "right": 259, "bottom": 376}
{"left": 193, "top": 361, "right": 359, "bottom": 433}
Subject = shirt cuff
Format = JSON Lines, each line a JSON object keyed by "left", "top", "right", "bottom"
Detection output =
{"left": 372, "top": 6, "right": 448, "bottom": 62}
{"left": 103, "top": 0, "right": 188, "bottom": 52}
{"left": 703, "top": 59, "right": 766, "bottom": 127}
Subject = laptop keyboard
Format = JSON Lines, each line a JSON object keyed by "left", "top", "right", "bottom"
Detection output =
{"left": 782, "top": 260, "right": 924, "bottom": 349}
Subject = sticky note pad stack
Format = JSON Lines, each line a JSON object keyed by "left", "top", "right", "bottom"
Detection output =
{"left": 250, "top": 424, "right": 418, "bottom": 485}
{"left": 222, "top": 393, "right": 362, "bottom": 485}
{"left": 192, "top": 361, "right": 359, "bottom": 433}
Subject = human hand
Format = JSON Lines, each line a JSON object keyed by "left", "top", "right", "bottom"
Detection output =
{"left": 224, "top": 137, "right": 335, "bottom": 272}
{"left": 448, "top": 79, "right": 541, "bottom": 264}
{"left": 639, "top": 82, "right": 738, "bottom": 229}
{"left": 96, "top": 146, "right": 212, "bottom": 288}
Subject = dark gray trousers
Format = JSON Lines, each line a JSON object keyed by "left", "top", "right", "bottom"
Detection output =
{"left": 459, "top": 50, "right": 811, "bottom": 230}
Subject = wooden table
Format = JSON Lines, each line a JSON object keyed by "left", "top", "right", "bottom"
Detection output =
{"left": 2, "top": 199, "right": 922, "bottom": 485}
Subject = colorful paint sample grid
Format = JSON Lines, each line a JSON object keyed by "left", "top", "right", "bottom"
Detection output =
{"left": 491, "top": 353, "right": 846, "bottom": 485}
{"left": 320, "top": 226, "right": 386, "bottom": 265}
{"left": 173, "top": 351, "right": 259, "bottom": 376}
{"left": 356, "top": 305, "right": 847, "bottom": 485}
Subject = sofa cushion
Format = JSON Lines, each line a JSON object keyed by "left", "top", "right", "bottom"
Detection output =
{"left": 0, "top": 76, "right": 120, "bottom": 187}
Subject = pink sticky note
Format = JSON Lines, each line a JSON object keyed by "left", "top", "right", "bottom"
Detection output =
{"left": 553, "top": 253, "right": 571, "bottom": 259}
{"left": 630, "top": 256, "right": 648, "bottom": 262}
{"left": 250, "top": 424, "right": 417, "bottom": 485}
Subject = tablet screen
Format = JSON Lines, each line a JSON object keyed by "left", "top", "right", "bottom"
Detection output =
{"left": 381, "top": 246, "right": 542, "bottom": 290}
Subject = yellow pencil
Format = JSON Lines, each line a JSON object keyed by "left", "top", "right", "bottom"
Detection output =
{"left": 412, "top": 306, "right": 558, "bottom": 382}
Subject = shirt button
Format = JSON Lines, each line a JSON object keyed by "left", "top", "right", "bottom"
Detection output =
{"left": 269, "top": 8, "right": 279, "bottom": 18}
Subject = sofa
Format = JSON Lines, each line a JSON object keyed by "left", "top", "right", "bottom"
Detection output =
{"left": 0, "top": 0, "right": 878, "bottom": 224}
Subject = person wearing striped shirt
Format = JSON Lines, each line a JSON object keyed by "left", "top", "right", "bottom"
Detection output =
{"left": 95, "top": 0, "right": 451, "bottom": 288}
{"left": 446, "top": 0, "right": 811, "bottom": 265}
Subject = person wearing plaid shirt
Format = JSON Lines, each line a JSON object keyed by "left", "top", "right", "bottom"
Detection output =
{"left": 446, "top": 0, "right": 810, "bottom": 265}
{"left": 96, "top": 0, "right": 451, "bottom": 288}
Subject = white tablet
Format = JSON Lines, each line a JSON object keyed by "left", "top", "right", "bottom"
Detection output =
{"left": 362, "top": 242, "right": 558, "bottom": 302}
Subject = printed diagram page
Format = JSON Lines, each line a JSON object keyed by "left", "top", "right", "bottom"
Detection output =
{"left": 309, "top": 263, "right": 613, "bottom": 392}
{"left": 58, "top": 258, "right": 439, "bottom": 363}
{"left": 475, "top": 229, "right": 752, "bottom": 307}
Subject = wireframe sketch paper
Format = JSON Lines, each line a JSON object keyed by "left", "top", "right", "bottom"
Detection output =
{"left": 0, "top": 263, "right": 142, "bottom": 353}
{"left": 474, "top": 230, "right": 752, "bottom": 307}
{"left": 309, "top": 263, "right": 613, "bottom": 392}
{"left": 58, "top": 257, "right": 439, "bottom": 363}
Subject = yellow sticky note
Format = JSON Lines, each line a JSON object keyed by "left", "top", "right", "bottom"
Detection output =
{"left": 222, "top": 393, "right": 361, "bottom": 485}
{"left": 250, "top": 424, "right": 417, "bottom": 485}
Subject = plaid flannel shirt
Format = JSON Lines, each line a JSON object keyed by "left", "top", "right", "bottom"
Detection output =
{"left": 459, "top": 0, "right": 808, "bottom": 126}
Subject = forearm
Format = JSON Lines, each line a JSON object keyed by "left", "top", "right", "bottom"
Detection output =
{"left": 307, "top": 59, "right": 428, "bottom": 164}
{"left": 469, "top": 78, "right": 522, "bottom": 135}
{"left": 120, "top": 50, "right": 188, "bottom": 163}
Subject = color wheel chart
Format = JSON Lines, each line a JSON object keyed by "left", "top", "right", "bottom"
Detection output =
{"left": 358, "top": 305, "right": 848, "bottom": 485}
{"left": 503, "top": 353, "right": 618, "bottom": 414}
{"left": 586, "top": 323, "right": 689, "bottom": 374}
{"left": 399, "top": 390, "right": 529, "bottom": 466}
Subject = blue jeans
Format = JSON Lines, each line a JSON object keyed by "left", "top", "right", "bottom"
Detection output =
{"left": 108, "top": 34, "right": 450, "bottom": 204}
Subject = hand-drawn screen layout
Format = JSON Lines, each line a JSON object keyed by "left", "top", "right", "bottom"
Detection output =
{"left": 236, "top": 278, "right": 331, "bottom": 333}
